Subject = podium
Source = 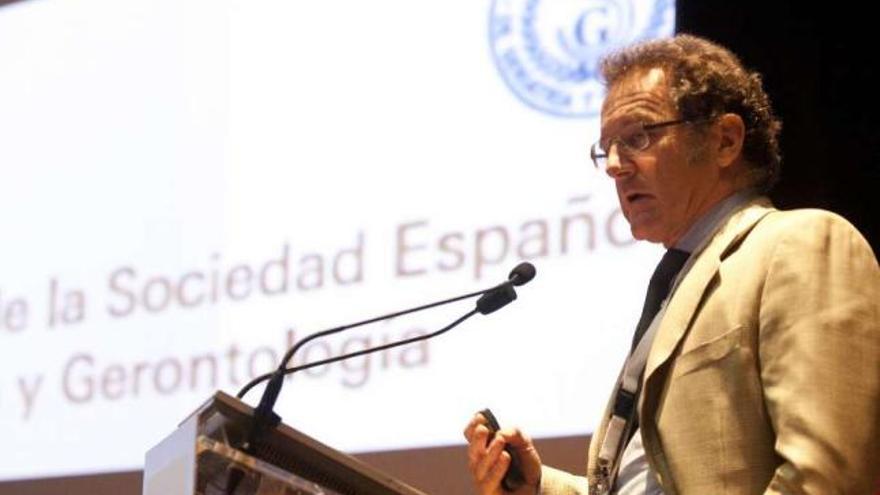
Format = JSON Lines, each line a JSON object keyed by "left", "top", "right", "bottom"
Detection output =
{"left": 143, "top": 391, "right": 429, "bottom": 495}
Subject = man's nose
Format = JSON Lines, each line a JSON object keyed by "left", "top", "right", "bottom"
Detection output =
{"left": 605, "top": 143, "right": 634, "bottom": 179}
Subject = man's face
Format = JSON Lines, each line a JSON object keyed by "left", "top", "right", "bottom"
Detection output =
{"left": 600, "top": 67, "right": 722, "bottom": 247}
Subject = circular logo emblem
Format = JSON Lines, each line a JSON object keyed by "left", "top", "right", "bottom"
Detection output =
{"left": 489, "top": 0, "right": 674, "bottom": 118}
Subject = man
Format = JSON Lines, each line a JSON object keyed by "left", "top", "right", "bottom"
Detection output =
{"left": 464, "top": 35, "right": 880, "bottom": 494}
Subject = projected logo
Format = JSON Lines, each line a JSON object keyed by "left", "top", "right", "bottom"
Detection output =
{"left": 489, "top": 0, "right": 674, "bottom": 118}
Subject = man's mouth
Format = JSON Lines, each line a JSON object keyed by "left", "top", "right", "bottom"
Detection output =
{"left": 626, "top": 192, "right": 653, "bottom": 204}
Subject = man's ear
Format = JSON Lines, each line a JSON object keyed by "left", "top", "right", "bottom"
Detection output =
{"left": 715, "top": 113, "right": 746, "bottom": 169}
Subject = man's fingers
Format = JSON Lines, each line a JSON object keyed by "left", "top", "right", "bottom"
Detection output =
{"left": 467, "top": 425, "right": 491, "bottom": 469}
{"left": 480, "top": 449, "right": 511, "bottom": 492}
{"left": 492, "top": 427, "right": 543, "bottom": 487}
{"left": 474, "top": 435, "right": 506, "bottom": 482}
{"left": 497, "top": 427, "right": 528, "bottom": 446}
{"left": 498, "top": 427, "right": 537, "bottom": 457}
{"left": 465, "top": 413, "right": 489, "bottom": 472}
{"left": 463, "top": 412, "right": 488, "bottom": 442}
{"left": 464, "top": 413, "right": 536, "bottom": 495}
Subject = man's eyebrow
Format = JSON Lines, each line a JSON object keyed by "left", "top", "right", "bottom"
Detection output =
{"left": 600, "top": 108, "right": 668, "bottom": 138}
{"left": 599, "top": 116, "right": 649, "bottom": 144}
{"left": 621, "top": 109, "right": 661, "bottom": 123}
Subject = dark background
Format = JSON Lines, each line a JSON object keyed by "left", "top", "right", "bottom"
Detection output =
{"left": 676, "top": 2, "right": 877, "bottom": 254}
{"left": 1, "top": 1, "right": 876, "bottom": 494}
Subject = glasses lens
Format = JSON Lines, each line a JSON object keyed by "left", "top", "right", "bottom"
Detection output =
{"left": 590, "top": 142, "right": 606, "bottom": 168}
{"left": 621, "top": 128, "right": 650, "bottom": 151}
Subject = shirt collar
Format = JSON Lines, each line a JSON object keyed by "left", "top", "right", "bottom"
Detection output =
{"left": 674, "top": 189, "right": 758, "bottom": 253}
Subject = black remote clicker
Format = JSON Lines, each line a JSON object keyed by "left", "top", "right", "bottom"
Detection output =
{"left": 478, "top": 408, "right": 527, "bottom": 492}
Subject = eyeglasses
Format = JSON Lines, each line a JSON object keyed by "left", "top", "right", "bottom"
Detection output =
{"left": 590, "top": 119, "right": 691, "bottom": 170}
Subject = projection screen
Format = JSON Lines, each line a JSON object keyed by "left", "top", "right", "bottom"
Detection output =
{"left": 0, "top": 0, "right": 674, "bottom": 486}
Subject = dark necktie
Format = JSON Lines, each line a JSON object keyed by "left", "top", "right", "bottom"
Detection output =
{"left": 631, "top": 248, "right": 691, "bottom": 351}
{"left": 625, "top": 248, "right": 690, "bottom": 444}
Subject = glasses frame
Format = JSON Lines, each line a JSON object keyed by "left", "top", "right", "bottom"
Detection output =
{"left": 590, "top": 118, "right": 690, "bottom": 169}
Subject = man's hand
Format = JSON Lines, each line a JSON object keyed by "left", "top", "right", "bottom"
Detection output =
{"left": 463, "top": 412, "right": 543, "bottom": 495}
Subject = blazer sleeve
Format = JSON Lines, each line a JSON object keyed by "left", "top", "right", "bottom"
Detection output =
{"left": 539, "top": 465, "right": 590, "bottom": 495}
{"left": 758, "top": 211, "right": 880, "bottom": 494}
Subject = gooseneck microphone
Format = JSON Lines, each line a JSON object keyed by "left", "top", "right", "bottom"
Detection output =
{"left": 508, "top": 261, "right": 537, "bottom": 286}
{"left": 235, "top": 262, "right": 536, "bottom": 454}
{"left": 473, "top": 262, "right": 536, "bottom": 315}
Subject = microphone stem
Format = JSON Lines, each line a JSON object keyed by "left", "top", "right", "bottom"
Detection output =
{"left": 282, "top": 309, "right": 479, "bottom": 378}
{"left": 277, "top": 288, "right": 492, "bottom": 371}
{"left": 237, "top": 309, "right": 479, "bottom": 399}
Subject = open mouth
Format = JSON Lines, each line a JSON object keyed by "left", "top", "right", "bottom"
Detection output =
{"left": 627, "top": 192, "right": 652, "bottom": 204}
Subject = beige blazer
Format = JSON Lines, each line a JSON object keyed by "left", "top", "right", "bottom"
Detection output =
{"left": 541, "top": 198, "right": 880, "bottom": 495}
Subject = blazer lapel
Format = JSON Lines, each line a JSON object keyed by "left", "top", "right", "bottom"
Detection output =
{"left": 642, "top": 198, "right": 775, "bottom": 386}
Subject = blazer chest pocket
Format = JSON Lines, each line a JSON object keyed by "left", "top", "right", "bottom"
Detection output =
{"left": 672, "top": 325, "right": 746, "bottom": 378}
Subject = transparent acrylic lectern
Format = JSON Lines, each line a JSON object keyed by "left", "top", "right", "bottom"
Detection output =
{"left": 143, "top": 391, "right": 429, "bottom": 495}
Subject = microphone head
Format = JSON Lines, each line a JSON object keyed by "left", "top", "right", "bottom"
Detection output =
{"left": 508, "top": 262, "right": 536, "bottom": 286}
